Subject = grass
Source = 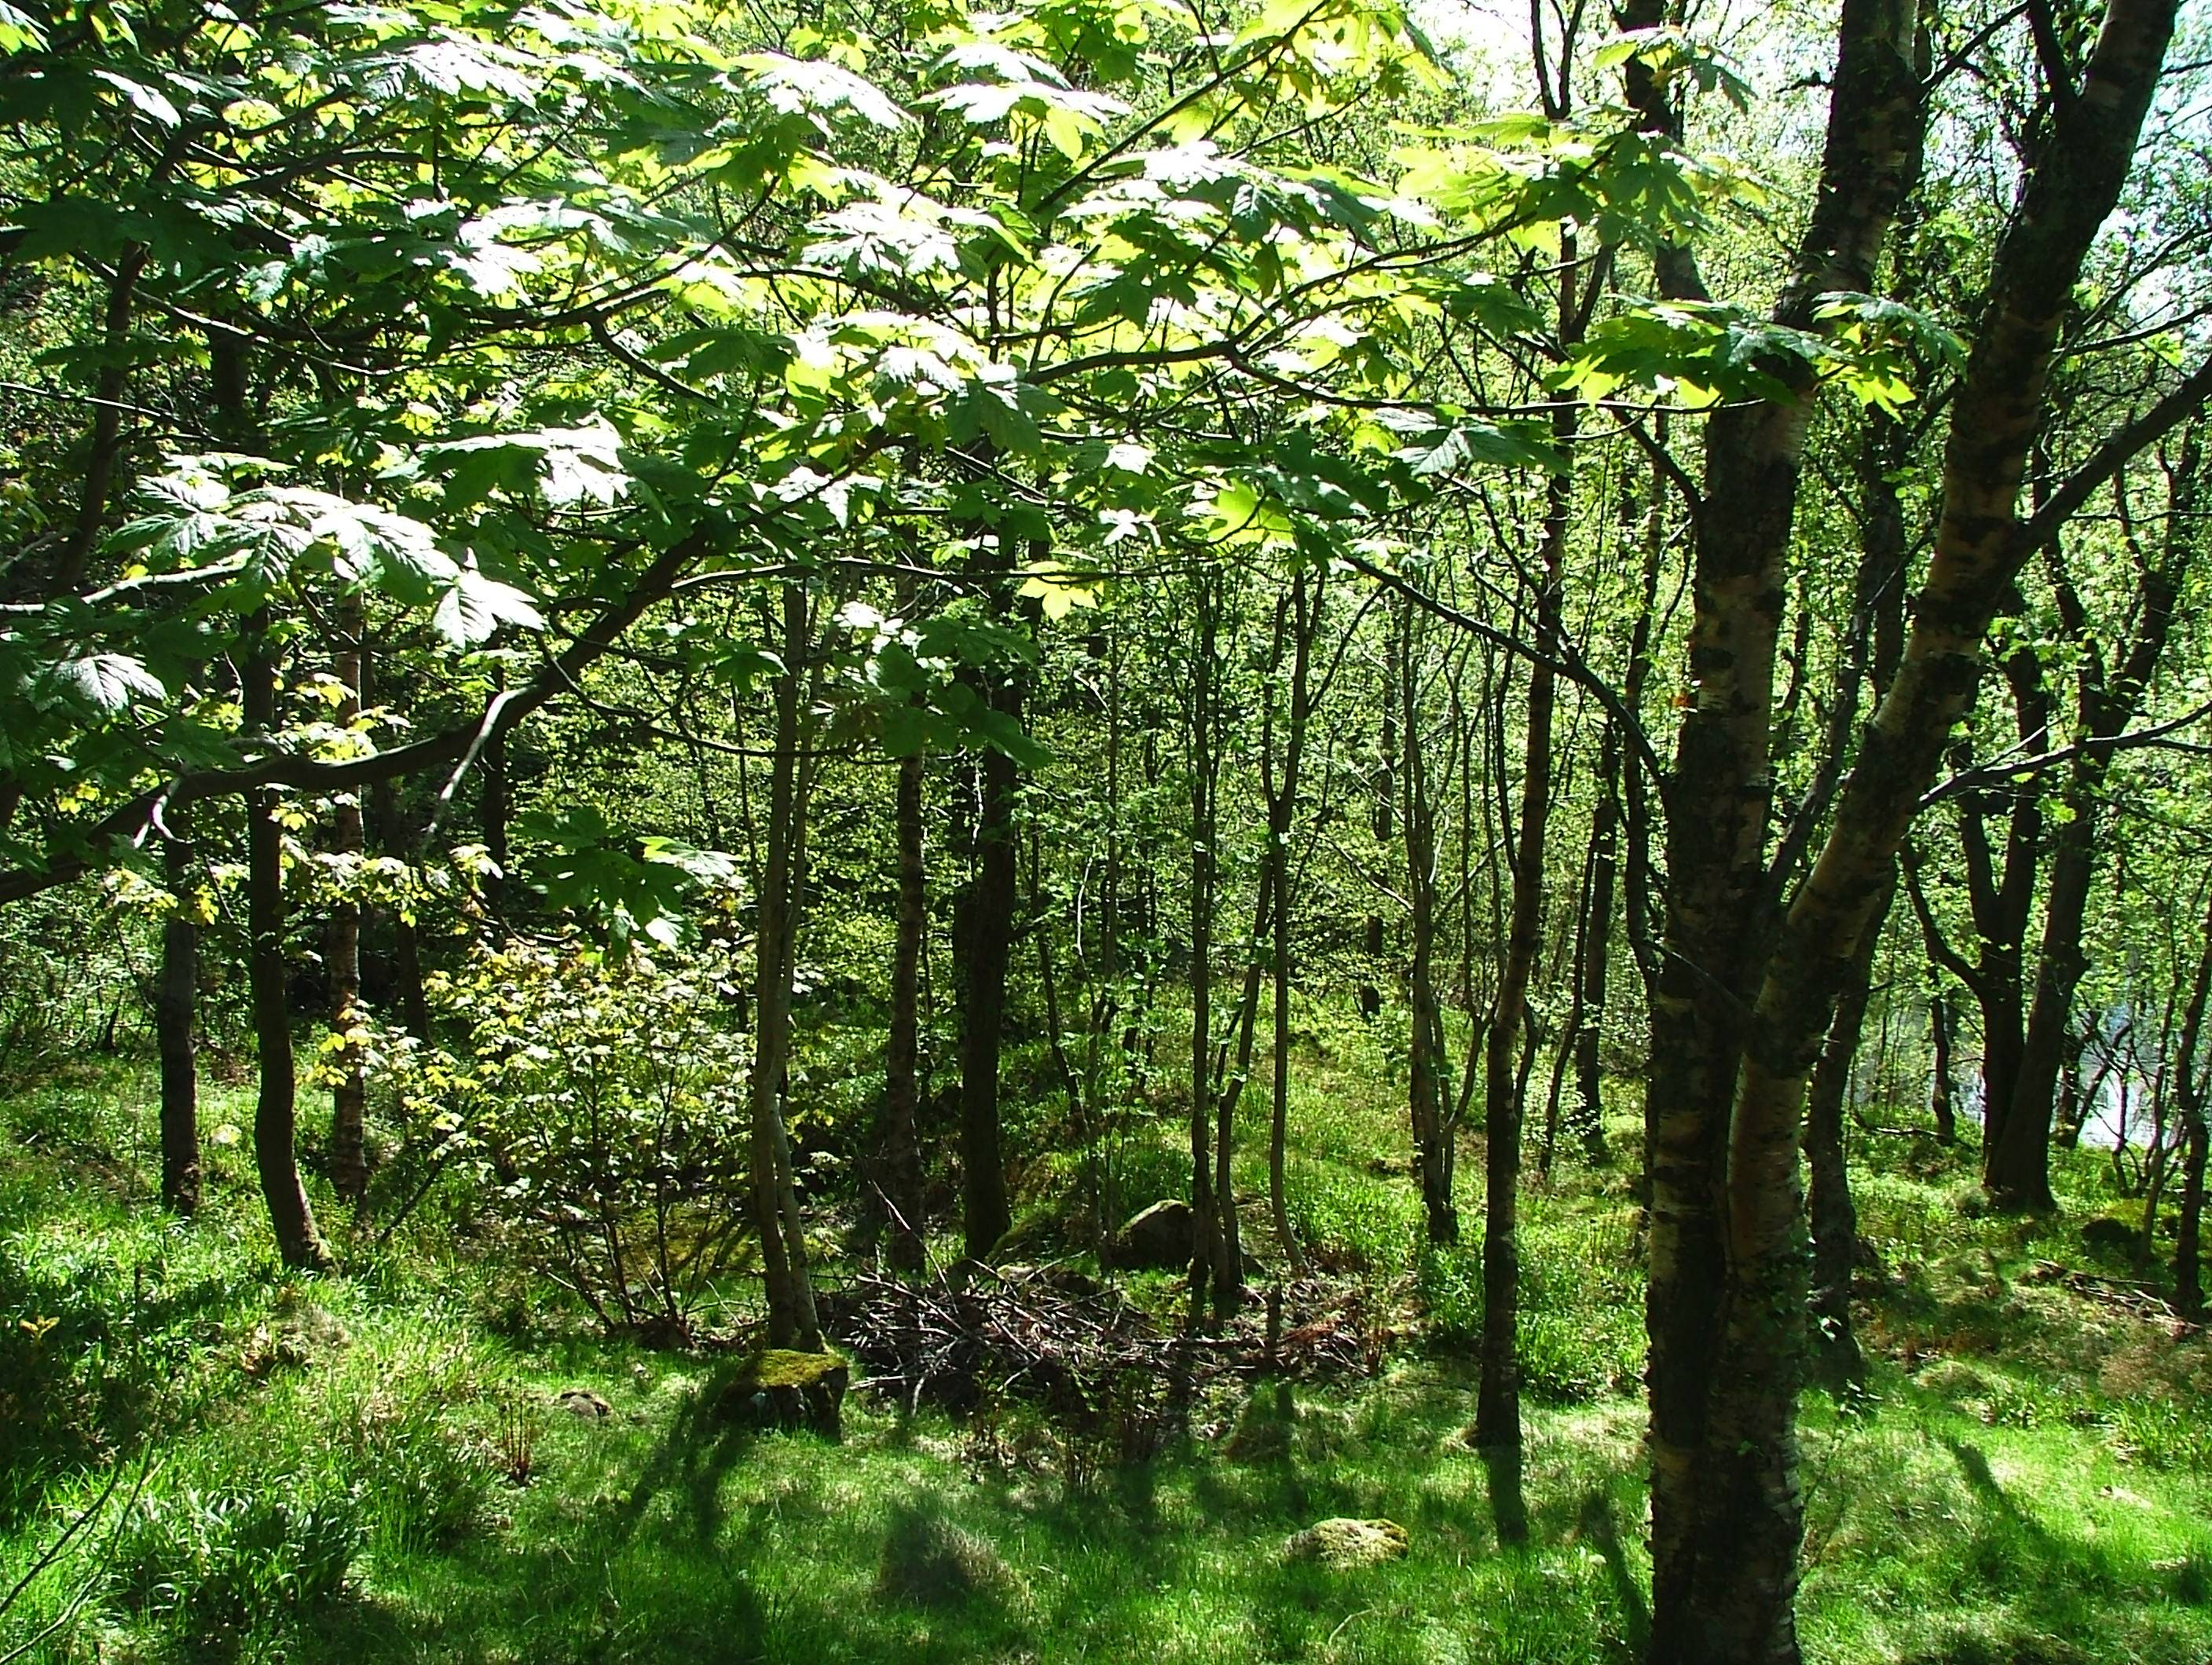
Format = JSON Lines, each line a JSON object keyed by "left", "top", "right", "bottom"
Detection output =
{"left": 3, "top": 1041, "right": 2210, "bottom": 1663}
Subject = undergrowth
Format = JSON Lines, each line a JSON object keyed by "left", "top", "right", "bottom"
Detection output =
{"left": 2, "top": 1047, "right": 2209, "bottom": 1664}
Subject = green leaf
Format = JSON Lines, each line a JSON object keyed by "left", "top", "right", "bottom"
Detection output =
{"left": 49, "top": 653, "right": 165, "bottom": 714}
{"left": 434, "top": 568, "right": 546, "bottom": 646}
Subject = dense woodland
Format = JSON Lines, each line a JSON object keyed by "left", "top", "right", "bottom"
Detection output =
{"left": 2, "top": 0, "right": 2211, "bottom": 1659}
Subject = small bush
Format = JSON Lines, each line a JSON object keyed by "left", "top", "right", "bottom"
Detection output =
{"left": 381, "top": 938, "right": 753, "bottom": 1341}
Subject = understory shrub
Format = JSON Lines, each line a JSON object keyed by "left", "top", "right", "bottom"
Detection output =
{"left": 382, "top": 938, "right": 753, "bottom": 1341}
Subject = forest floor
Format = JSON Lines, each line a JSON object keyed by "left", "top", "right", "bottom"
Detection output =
{"left": 4, "top": 1031, "right": 2211, "bottom": 1664}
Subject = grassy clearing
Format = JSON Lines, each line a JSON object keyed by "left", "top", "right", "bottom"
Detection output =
{"left": 3, "top": 1048, "right": 2210, "bottom": 1663}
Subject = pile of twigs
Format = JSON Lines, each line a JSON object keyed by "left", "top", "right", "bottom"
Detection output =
{"left": 824, "top": 1264, "right": 1386, "bottom": 1429}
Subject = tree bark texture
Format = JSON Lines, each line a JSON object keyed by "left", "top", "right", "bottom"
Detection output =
{"left": 1643, "top": 0, "right": 1926, "bottom": 1650}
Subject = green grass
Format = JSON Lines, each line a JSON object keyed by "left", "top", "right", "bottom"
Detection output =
{"left": 4, "top": 1052, "right": 2210, "bottom": 1663}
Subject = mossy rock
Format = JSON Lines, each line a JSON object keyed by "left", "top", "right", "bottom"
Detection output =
{"left": 1103, "top": 1198, "right": 1194, "bottom": 1272}
{"left": 1283, "top": 1517, "right": 1408, "bottom": 1570}
{"left": 714, "top": 1347, "right": 849, "bottom": 1439}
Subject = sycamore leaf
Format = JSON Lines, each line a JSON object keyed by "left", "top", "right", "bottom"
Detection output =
{"left": 92, "top": 68, "right": 180, "bottom": 126}
{"left": 1016, "top": 563, "right": 1101, "bottom": 620}
{"left": 433, "top": 568, "right": 545, "bottom": 646}
{"left": 51, "top": 653, "right": 165, "bottom": 713}
{"left": 0, "top": 2, "right": 46, "bottom": 52}
{"left": 737, "top": 53, "right": 909, "bottom": 129}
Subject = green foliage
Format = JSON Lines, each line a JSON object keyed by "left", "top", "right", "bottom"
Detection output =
{"left": 383, "top": 939, "right": 754, "bottom": 1340}
{"left": 113, "top": 1480, "right": 365, "bottom": 1648}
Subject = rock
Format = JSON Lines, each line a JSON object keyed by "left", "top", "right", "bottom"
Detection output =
{"left": 1104, "top": 1198, "right": 1195, "bottom": 1272}
{"left": 713, "top": 1347, "right": 848, "bottom": 1439}
{"left": 555, "top": 1388, "right": 613, "bottom": 1418}
{"left": 876, "top": 1505, "right": 1020, "bottom": 1608}
{"left": 1284, "top": 1517, "right": 1408, "bottom": 1570}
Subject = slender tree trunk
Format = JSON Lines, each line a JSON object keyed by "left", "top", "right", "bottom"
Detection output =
{"left": 1803, "top": 884, "right": 1888, "bottom": 1383}
{"left": 1187, "top": 575, "right": 1222, "bottom": 1308}
{"left": 1269, "top": 567, "right": 1320, "bottom": 1267}
{"left": 1572, "top": 726, "right": 1618, "bottom": 1162}
{"left": 749, "top": 584, "right": 821, "bottom": 1348}
{"left": 1474, "top": 361, "right": 1571, "bottom": 1502}
{"left": 157, "top": 825, "right": 200, "bottom": 1216}
{"left": 952, "top": 514, "right": 1024, "bottom": 1263}
{"left": 2168, "top": 887, "right": 2212, "bottom": 1319}
{"left": 884, "top": 745, "right": 928, "bottom": 1272}
{"left": 1804, "top": 409, "right": 1910, "bottom": 1380}
{"left": 328, "top": 605, "right": 369, "bottom": 1205}
{"left": 244, "top": 620, "right": 331, "bottom": 1272}
{"left": 1992, "top": 485, "right": 2188, "bottom": 1207}
{"left": 1401, "top": 602, "right": 1456, "bottom": 1246}
{"left": 1929, "top": 987, "right": 1958, "bottom": 1144}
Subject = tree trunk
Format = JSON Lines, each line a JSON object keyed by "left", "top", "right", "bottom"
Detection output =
{"left": 1572, "top": 725, "right": 1618, "bottom": 1162}
{"left": 1929, "top": 987, "right": 1958, "bottom": 1144}
{"left": 328, "top": 605, "right": 369, "bottom": 1205}
{"left": 1186, "top": 574, "right": 1224, "bottom": 1308}
{"left": 1803, "top": 884, "right": 1887, "bottom": 1384}
{"left": 1268, "top": 565, "right": 1320, "bottom": 1268}
{"left": 884, "top": 745, "right": 928, "bottom": 1273}
{"left": 749, "top": 584, "right": 822, "bottom": 1348}
{"left": 244, "top": 620, "right": 331, "bottom": 1272}
{"left": 1649, "top": 1, "right": 2176, "bottom": 1655}
{"left": 1474, "top": 348, "right": 1570, "bottom": 1517}
{"left": 2168, "top": 887, "right": 2212, "bottom": 1319}
{"left": 157, "top": 825, "right": 200, "bottom": 1216}
{"left": 1991, "top": 481, "right": 2188, "bottom": 1208}
{"left": 1638, "top": 0, "right": 1928, "bottom": 1651}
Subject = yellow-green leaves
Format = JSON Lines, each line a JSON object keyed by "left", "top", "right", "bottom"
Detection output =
{"left": 736, "top": 51, "right": 909, "bottom": 129}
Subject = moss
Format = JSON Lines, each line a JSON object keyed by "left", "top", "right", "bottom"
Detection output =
{"left": 742, "top": 1348, "right": 849, "bottom": 1391}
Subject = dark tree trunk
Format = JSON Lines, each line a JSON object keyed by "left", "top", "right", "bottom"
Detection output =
{"left": 1644, "top": 0, "right": 2177, "bottom": 1654}
{"left": 244, "top": 621, "right": 331, "bottom": 1272}
{"left": 1571, "top": 727, "right": 1618, "bottom": 1163}
{"left": 883, "top": 746, "right": 928, "bottom": 1274}
{"left": 951, "top": 508, "right": 1025, "bottom": 1264}
{"left": 1475, "top": 368, "right": 1572, "bottom": 1503}
{"left": 157, "top": 826, "right": 200, "bottom": 1216}
{"left": 1401, "top": 600, "right": 1456, "bottom": 1249}
{"left": 1185, "top": 574, "right": 1225, "bottom": 1308}
{"left": 1804, "top": 408, "right": 1910, "bottom": 1382}
{"left": 2168, "top": 887, "right": 2212, "bottom": 1319}
{"left": 1991, "top": 478, "right": 2188, "bottom": 1209}
{"left": 1961, "top": 639, "right": 2050, "bottom": 1158}
{"left": 1803, "top": 884, "right": 1888, "bottom": 1384}
{"left": 958, "top": 735, "right": 1018, "bottom": 1263}
{"left": 1633, "top": 0, "right": 1928, "bottom": 1651}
